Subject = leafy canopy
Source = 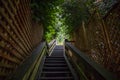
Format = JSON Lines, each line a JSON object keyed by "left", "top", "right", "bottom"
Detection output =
{"left": 61, "top": 0, "right": 92, "bottom": 33}
{"left": 31, "top": 0, "right": 64, "bottom": 42}
{"left": 31, "top": 0, "right": 96, "bottom": 42}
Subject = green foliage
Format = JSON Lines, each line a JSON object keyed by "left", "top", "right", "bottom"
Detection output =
{"left": 31, "top": 0, "right": 64, "bottom": 42}
{"left": 56, "top": 24, "right": 70, "bottom": 44}
{"left": 95, "top": 0, "right": 117, "bottom": 16}
{"left": 61, "top": 0, "right": 91, "bottom": 33}
{"left": 31, "top": 0, "right": 95, "bottom": 43}
{"left": 45, "top": 26, "right": 56, "bottom": 42}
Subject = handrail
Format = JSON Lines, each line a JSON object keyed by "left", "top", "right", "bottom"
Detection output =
{"left": 8, "top": 42, "right": 47, "bottom": 80}
{"left": 8, "top": 39, "right": 56, "bottom": 80}
{"left": 65, "top": 41, "right": 116, "bottom": 80}
{"left": 48, "top": 39, "right": 56, "bottom": 47}
{"left": 48, "top": 39, "right": 56, "bottom": 56}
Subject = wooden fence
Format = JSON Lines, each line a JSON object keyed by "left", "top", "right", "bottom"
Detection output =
{"left": 0, "top": 0, "right": 43, "bottom": 79}
{"left": 73, "top": 2, "right": 120, "bottom": 79}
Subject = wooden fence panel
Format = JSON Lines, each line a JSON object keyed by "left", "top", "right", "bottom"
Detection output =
{"left": 103, "top": 3, "right": 120, "bottom": 78}
{"left": 73, "top": 2, "right": 120, "bottom": 79}
{"left": 0, "top": 0, "right": 43, "bottom": 79}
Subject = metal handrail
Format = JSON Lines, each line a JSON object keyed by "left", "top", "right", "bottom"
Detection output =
{"left": 8, "top": 40, "right": 56, "bottom": 80}
{"left": 65, "top": 41, "right": 116, "bottom": 80}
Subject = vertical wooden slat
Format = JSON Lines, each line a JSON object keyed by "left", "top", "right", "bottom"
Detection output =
{"left": 0, "top": 0, "right": 43, "bottom": 79}
{"left": 7, "top": 0, "right": 31, "bottom": 53}
{"left": 0, "top": 7, "right": 29, "bottom": 56}
{"left": 73, "top": 3, "right": 120, "bottom": 78}
{"left": 18, "top": 0, "right": 32, "bottom": 48}
{"left": 2, "top": 0, "right": 31, "bottom": 53}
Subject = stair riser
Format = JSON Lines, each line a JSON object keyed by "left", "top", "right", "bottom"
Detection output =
{"left": 45, "top": 60, "right": 65, "bottom": 62}
{"left": 44, "top": 64, "right": 67, "bottom": 67}
{"left": 46, "top": 58, "right": 64, "bottom": 59}
{"left": 41, "top": 73, "right": 72, "bottom": 77}
{"left": 43, "top": 68, "right": 69, "bottom": 71}
{"left": 40, "top": 77, "right": 73, "bottom": 80}
{"left": 44, "top": 62, "right": 66, "bottom": 64}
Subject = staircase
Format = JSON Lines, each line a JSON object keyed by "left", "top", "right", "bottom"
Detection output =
{"left": 9, "top": 42, "right": 116, "bottom": 80}
{"left": 38, "top": 45, "right": 76, "bottom": 80}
